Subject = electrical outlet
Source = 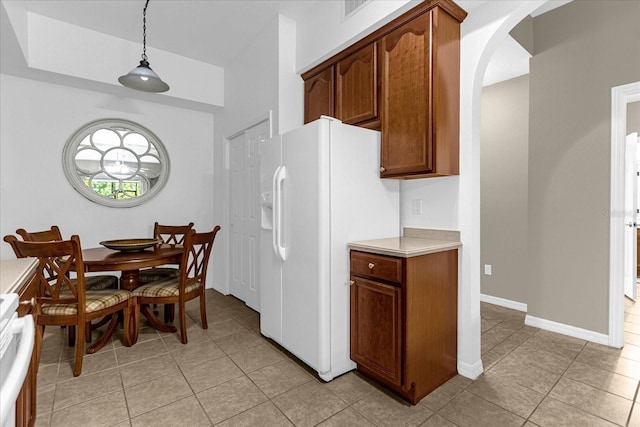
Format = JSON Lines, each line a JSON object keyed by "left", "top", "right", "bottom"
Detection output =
{"left": 484, "top": 264, "right": 492, "bottom": 275}
{"left": 412, "top": 199, "right": 423, "bottom": 215}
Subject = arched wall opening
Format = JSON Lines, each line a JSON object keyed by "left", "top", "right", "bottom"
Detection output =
{"left": 457, "top": 0, "right": 548, "bottom": 379}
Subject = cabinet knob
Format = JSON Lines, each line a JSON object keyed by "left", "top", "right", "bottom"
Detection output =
{"left": 349, "top": 280, "right": 355, "bottom": 286}
{"left": 380, "top": 166, "right": 386, "bottom": 173}
{"left": 368, "top": 263, "right": 375, "bottom": 270}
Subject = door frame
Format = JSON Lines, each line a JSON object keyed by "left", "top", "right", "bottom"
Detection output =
{"left": 222, "top": 111, "right": 273, "bottom": 297}
{"left": 609, "top": 81, "right": 640, "bottom": 347}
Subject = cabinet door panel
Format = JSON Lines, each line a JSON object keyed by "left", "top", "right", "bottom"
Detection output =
{"left": 380, "top": 11, "right": 432, "bottom": 177}
{"left": 336, "top": 44, "right": 378, "bottom": 125}
{"left": 304, "top": 67, "right": 334, "bottom": 124}
{"left": 350, "top": 277, "right": 402, "bottom": 386}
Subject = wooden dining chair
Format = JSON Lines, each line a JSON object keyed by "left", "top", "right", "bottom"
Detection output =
{"left": 14, "top": 225, "right": 119, "bottom": 345}
{"left": 3, "top": 235, "right": 133, "bottom": 376}
{"left": 131, "top": 226, "right": 220, "bottom": 345}
{"left": 139, "top": 222, "right": 194, "bottom": 323}
{"left": 16, "top": 226, "right": 119, "bottom": 290}
{"left": 139, "top": 222, "right": 195, "bottom": 283}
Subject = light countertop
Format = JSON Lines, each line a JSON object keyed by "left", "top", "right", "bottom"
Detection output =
{"left": 349, "top": 228, "right": 461, "bottom": 258}
{"left": 0, "top": 258, "right": 38, "bottom": 294}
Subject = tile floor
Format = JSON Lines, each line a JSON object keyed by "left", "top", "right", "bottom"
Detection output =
{"left": 34, "top": 286, "right": 640, "bottom": 427}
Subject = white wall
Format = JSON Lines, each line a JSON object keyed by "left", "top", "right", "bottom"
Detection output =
{"left": 1, "top": 3, "right": 224, "bottom": 108}
{"left": 213, "top": 15, "right": 282, "bottom": 294}
{"left": 480, "top": 75, "right": 529, "bottom": 306}
{"left": 0, "top": 74, "right": 217, "bottom": 286}
{"left": 295, "top": 0, "right": 415, "bottom": 72}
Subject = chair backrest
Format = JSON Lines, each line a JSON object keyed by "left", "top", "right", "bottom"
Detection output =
{"left": 179, "top": 226, "right": 221, "bottom": 289}
{"left": 3, "top": 235, "right": 86, "bottom": 310}
{"left": 16, "top": 225, "right": 63, "bottom": 242}
{"left": 8, "top": 226, "right": 64, "bottom": 258}
{"left": 154, "top": 222, "right": 195, "bottom": 246}
{"left": 4, "top": 234, "right": 27, "bottom": 258}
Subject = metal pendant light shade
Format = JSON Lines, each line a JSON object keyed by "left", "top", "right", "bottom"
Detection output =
{"left": 119, "top": 59, "right": 169, "bottom": 92}
{"left": 119, "top": 0, "right": 169, "bottom": 93}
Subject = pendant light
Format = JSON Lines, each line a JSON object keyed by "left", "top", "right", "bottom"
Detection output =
{"left": 118, "top": 0, "right": 169, "bottom": 93}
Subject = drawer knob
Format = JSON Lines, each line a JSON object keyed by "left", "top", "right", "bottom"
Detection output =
{"left": 349, "top": 280, "right": 355, "bottom": 286}
{"left": 368, "top": 263, "right": 375, "bottom": 270}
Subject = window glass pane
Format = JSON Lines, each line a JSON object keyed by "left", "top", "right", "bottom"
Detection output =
{"left": 123, "top": 132, "right": 150, "bottom": 155}
{"left": 92, "top": 128, "right": 120, "bottom": 151}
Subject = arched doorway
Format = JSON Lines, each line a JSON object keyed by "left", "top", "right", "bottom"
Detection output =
{"left": 609, "top": 81, "right": 640, "bottom": 347}
{"left": 457, "top": 0, "right": 549, "bottom": 379}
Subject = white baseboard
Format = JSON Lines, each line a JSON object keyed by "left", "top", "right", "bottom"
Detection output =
{"left": 480, "top": 294, "right": 610, "bottom": 346}
{"left": 209, "top": 281, "right": 229, "bottom": 295}
{"left": 480, "top": 293, "right": 527, "bottom": 312}
{"left": 457, "top": 358, "right": 484, "bottom": 380}
{"left": 525, "top": 314, "right": 609, "bottom": 345}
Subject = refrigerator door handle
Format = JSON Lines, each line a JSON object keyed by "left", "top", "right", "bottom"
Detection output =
{"left": 273, "top": 166, "right": 287, "bottom": 261}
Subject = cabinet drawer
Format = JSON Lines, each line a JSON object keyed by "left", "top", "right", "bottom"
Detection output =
{"left": 351, "top": 251, "right": 403, "bottom": 284}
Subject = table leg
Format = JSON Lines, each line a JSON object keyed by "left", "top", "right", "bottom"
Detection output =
{"left": 115, "top": 269, "right": 178, "bottom": 337}
{"left": 120, "top": 270, "right": 140, "bottom": 291}
{"left": 87, "top": 313, "right": 119, "bottom": 354}
{"left": 140, "top": 304, "right": 177, "bottom": 333}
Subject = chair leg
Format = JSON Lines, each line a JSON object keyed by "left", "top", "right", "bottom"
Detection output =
{"left": 199, "top": 293, "right": 208, "bottom": 330}
{"left": 131, "top": 301, "right": 140, "bottom": 345}
{"left": 179, "top": 303, "right": 188, "bottom": 344}
{"left": 73, "top": 322, "right": 84, "bottom": 377}
{"left": 164, "top": 303, "right": 175, "bottom": 323}
{"left": 68, "top": 325, "right": 75, "bottom": 347}
{"left": 85, "top": 322, "right": 92, "bottom": 343}
{"left": 123, "top": 304, "right": 133, "bottom": 347}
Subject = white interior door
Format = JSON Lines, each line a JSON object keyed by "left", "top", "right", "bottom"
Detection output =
{"left": 229, "top": 119, "right": 271, "bottom": 311}
{"left": 624, "top": 132, "right": 638, "bottom": 300}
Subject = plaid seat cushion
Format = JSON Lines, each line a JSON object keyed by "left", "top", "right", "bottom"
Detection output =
{"left": 81, "top": 275, "right": 118, "bottom": 290}
{"left": 41, "top": 289, "right": 130, "bottom": 316}
{"left": 139, "top": 267, "right": 180, "bottom": 284}
{"left": 131, "top": 278, "right": 200, "bottom": 298}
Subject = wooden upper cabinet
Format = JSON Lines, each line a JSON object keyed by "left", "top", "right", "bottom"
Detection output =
{"left": 302, "top": 0, "right": 466, "bottom": 178}
{"left": 380, "top": 12, "right": 432, "bottom": 177}
{"left": 304, "top": 67, "right": 334, "bottom": 124}
{"left": 380, "top": 7, "right": 461, "bottom": 178}
{"left": 336, "top": 43, "right": 378, "bottom": 126}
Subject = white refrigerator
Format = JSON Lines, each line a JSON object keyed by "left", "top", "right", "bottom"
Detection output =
{"left": 259, "top": 117, "right": 399, "bottom": 381}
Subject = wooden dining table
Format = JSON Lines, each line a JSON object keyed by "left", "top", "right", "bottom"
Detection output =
{"left": 75, "top": 244, "right": 184, "bottom": 351}
{"left": 81, "top": 244, "right": 182, "bottom": 291}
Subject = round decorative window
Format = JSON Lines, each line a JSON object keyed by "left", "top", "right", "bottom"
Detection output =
{"left": 62, "top": 119, "right": 170, "bottom": 207}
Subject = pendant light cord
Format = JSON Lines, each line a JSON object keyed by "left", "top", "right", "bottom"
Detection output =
{"left": 142, "top": 0, "right": 149, "bottom": 61}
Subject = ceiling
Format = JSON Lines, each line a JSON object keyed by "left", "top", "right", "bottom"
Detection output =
{"left": 2, "top": 0, "right": 572, "bottom": 85}
{"left": 4, "top": 0, "right": 319, "bottom": 68}
{"left": 4, "top": 0, "right": 492, "bottom": 68}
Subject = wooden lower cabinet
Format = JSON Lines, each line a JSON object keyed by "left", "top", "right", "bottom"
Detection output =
{"left": 16, "top": 273, "right": 39, "bottom": 427}
{"left": 350, "top": 277, "right": 403, "bottom": 387}
{"left": 350, "top": 249, "right": 458, "bottom": 404}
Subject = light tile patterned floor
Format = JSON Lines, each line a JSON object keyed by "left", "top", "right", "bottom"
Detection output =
{"left": 34, "top": 287, "right": 640, "bottom": 427}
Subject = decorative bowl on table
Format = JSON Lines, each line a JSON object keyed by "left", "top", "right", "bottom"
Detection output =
{"left": 99, "top": 238, "right": 161, "bottom": 252}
